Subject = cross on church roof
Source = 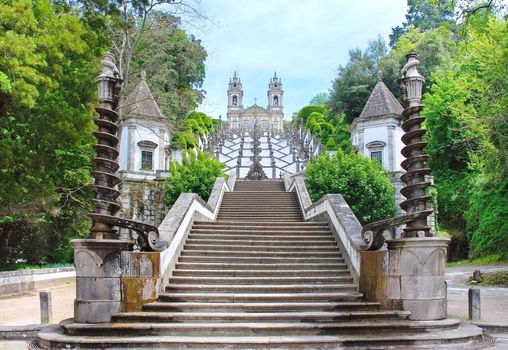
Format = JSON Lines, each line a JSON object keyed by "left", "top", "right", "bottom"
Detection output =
{"left": 254, "top": 98, "right": 257, "bottom": 105}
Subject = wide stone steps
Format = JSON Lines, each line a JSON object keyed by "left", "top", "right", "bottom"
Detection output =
{"left": 183, "top": 244, "right": 341, "bottom": 252}
{"left": 112, "top": 310, "right": 409, "bottom": 323}
{"left": 185, "top": 239, "right": 335, "bottom": 247}
{"left": 172, "top": 269, "right": 350, "bottom": 277}
{"left": 177, "top": 256, "right": 345, "bottom": 264}
{"left": 42, "top": 324, "right": 485, "bottom": 349}
{"left": 175, "top": 262, "right": 346, "bottom": 270}
{"left": 181, "top": 249, "right": 342, "bottom": 258}
{"left": 234, "top": 180, "right": 285, "bottom": 192}
{"left": 37, "top": 184, "right": 487, "bottom": 349}
{"left": 142, "top": 301, "right": 376, "bottom": 312}
{"left": 165, "top": 283, "right": 357, "bottom": 293}
{"left": 167, "top": 276, "right": 354, "bottom": 285}
{"left": 157, "top": 292, "right": 362, "bottom": 303}
{"left": 65, "top": 318, "right": 463, "bottom": 337}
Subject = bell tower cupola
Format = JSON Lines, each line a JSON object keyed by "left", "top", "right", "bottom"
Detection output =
{"left": 227, "top": 71, "right": 243, "bottom": 130}
{"left": 267, "top": 71, "right": 283, "bottom": 132}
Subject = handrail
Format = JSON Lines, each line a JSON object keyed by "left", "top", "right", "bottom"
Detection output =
{"left": 157, "top": 172, "right": 235, "bottom": 290}
{"left": 287, "top": 173, "right": 364, "bottom": 280}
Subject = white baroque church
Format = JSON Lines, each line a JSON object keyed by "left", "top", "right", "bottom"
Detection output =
{"left": 226, "top": 71, "right": 284, "bottom": 132}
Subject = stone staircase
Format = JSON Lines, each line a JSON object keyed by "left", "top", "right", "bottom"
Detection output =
{"left": 37, "top": 180, "right": 486, "bottom": 349}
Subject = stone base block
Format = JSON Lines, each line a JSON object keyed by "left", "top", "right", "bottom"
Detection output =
{"left": 359, "top": 237, "right": 449, "bottom": 321}
{"left": 402, "top": 298, "right": 447, "bottom": 320}
{"left": 74, "top": 300, "right": 121, "bottom": 323}
{"left": 121, "top": 277, "right": 159, "bottom": 312}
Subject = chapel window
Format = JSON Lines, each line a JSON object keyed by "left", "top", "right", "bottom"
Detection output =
{"left": 141, "top": 150, "right": 153, "bottom": 170}
{"left": 370, "top": 151, "right": 383, "bottom": 165}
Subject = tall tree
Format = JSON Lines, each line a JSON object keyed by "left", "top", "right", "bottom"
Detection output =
{"left": 328, "top": 36, "right": 389, "bottom": 124}
{"left": 0, "top": 0, "right": 107, "bottom": 268}
{"left": 128, "top": 11, "right": 207, "bottom": 120}
{"left": 389, "top": 0, "right": 456, "bottom": 47}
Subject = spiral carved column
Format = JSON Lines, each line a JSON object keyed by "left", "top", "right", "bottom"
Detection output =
{"left": 89, "top": 53, "right": 123, "bottom": 240}
{"left": 88, "top": 53, "right": 167, "bottom": 251}
{"left": 398, "top": 53, "right": 433, "bottom": 238}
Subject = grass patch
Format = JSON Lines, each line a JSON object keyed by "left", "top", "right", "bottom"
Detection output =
{"left": 466, "top": 270, "right": 508, "bottom": 287}
{"left": 447, "top": 254, "right": 508, "bottom": 267}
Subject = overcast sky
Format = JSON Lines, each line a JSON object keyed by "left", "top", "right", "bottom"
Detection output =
{"left": 188, "top": 0, "right": 407, "bottom": 120}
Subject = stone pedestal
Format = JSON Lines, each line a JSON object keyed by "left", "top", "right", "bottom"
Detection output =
{"left": 73, "top": 239, "right": 134, "bottom": 323}
{"left": 359, "top": 238, "right": 449, "bottom": 320}
{"left": 73, "top": 239, "right": 160, "bottom": 323}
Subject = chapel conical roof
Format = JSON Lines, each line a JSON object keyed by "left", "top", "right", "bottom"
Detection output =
{"left": 359, "top": 72, "right": 403, "bottom": 119}
{"left": 122, "top": 71, "right": 163, "bottom": 120}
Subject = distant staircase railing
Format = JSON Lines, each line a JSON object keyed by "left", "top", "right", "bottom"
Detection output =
{"left": 157, "top": 171, "right": 236, "bottom": 289}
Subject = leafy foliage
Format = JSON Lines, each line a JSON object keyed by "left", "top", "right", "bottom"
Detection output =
{"left": 163, "top": 151, "right": 226, "bottom": 206}
{"left": 304, "top": 151, "right": 396, "bottom": 225}
{"left": 129, "top": 12, "right": 207, "bottom": 120}
{"left": 172, "top": 111, "right": 218, "bottom": 150}
{"left": 0, "top": 0, "right": 105, "bottom": 269}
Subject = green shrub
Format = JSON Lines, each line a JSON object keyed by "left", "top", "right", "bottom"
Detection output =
{"left": 163, "top": 151, "right": 226, "bottom": 206}
{"left": 304, "top": 150, "right": 396, "bottom": 224}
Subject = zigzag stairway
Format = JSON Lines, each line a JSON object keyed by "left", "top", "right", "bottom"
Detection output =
{"left": 37, "top": 180, "right": 486, "bottom": 349}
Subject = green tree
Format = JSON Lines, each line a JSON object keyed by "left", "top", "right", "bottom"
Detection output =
{"left": 304, "top": 151, "right": 396, "bottom": 224}
{"left": 0, "top": 0, "right": 106, "bottom": 269}
{"left": 163, "top": 151, "right": 226, "bottom": 206}
{"left": 389, "top": 0, "right": 456, "bottom": 47}
{"left": 328, "top": 36, "right": 390, "bottom": 123}
{"left": 308, "top": 92, "right": 328, "bottom": 106}
{"left": 129, "top": 12, "right": 207, "bottom": 120}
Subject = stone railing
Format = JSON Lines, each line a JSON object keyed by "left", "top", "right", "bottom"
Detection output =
{"left": 284, "top": 173, "right": 365, "bottom": 281}
{"left": 158, "top": 171, "right": 236, "bottom": 289}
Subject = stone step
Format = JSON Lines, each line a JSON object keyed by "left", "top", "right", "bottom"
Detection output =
{"left": 189, "top": 229, "right": 332, "bottom": 236}
{"left": 174, "top": 262, "right": 346, "bottom": 271}
{"left": 183, "top": 244, "right": 340, "bottom": 252}
{"left": 184, "top": 239, "right": 336, "bottom": 247}
{"left": 172, "top": 268, "right": 350, "bottom": 277}
{"left": 177, "top": 256, "right": 345, "bottom": 264}
{"left": 143, "top": 300, "right": 378, "bottom": 312}
{"left": 165, "top": 283, "right": 357, "bottom": 293}
{"left": 181, "top": 250, "right": 341, "bottom": 258}
{"left": 112, "top": 310, "right": 408, "bottom": 323}
{"left": 167, "top": 276, "right": 353, "bottom": 285}
{"left": 216, "top": 218, "right": 303, "bottom": 222}
{"left": 157, "top": 292, "right": 361, "bottom": 302}
{"left": 193, "top": 221, "right": 328, "bottom": 228}
{"left": 37, "top": 322, "right": 486, "bottom": 349}
{"left": 217, "top": 209, "right": 301, "bottom": 213}
{"left": 217, "top": 213, "right": 302, "bottom": 217}
{"left": 64, "top": 319, "right": 461, "bottom": 337}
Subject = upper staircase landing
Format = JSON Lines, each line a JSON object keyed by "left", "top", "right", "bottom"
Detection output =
{"left": 234, "top": 179, "right": 285, "bottom": 192}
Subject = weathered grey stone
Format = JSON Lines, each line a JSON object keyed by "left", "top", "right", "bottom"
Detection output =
{"left": 399, "top": 276, "right": 446, "bottom": 299}
{"left": 74, "top": 300, "right": 122, "bottom": 323}
{"left": 469, "top": 287, "right": 481, "bottom": 321}
{"left": 402, "top": 298, "right": 447, "bottom": 320}
{"left": 39, "top": 290, "right": 52, "bottom": 324}
{"left": 75, "top": 277, "right": 121, "bottom": 301}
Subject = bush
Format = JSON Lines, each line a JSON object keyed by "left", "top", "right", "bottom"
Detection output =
{"left": 304, "top": 150, "right": 396, "bottom": 224}
{"left": 163, "top": 151, "right": 226, "bottom": 206}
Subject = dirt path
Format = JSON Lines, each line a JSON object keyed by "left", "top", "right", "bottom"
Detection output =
{"left": 0, "top": 281, "right": 75, "bottom": 326}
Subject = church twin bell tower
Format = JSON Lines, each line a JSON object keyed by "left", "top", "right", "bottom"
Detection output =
{"left": 227, "top": 71, "right": 284, "bottom": 133}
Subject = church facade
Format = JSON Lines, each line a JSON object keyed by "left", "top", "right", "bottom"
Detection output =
{"left": 226, "top": 71, "right": 284, "bottom": 133}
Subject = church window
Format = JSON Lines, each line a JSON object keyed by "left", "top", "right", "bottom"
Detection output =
{"left": 273, "top": 95, "right": 278, "bottom": 105}
{"left": 233, "top": 83, "right": 237, "bottom": 87}
{"left": 370, "top": 151, "right": 383, "bottom": 164}
{"left": 232, "top": 95, "right": 238, "bottom": 105}
{"left": 274, "top": 84, "right": 277, "bottom": 87}
{"left": 141, "top": 150, "right": 153, "bottom": 170}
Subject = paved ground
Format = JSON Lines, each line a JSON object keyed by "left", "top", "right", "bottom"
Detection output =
{"left": 1, "top": 265, "right": 507, "bottom": 349}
